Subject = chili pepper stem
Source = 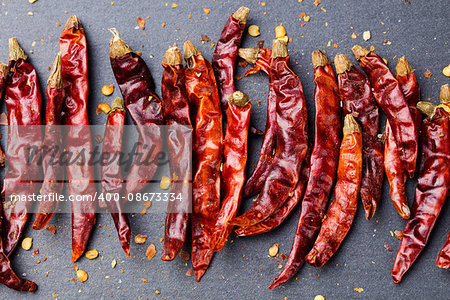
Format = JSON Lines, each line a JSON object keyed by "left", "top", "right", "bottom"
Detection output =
{"left": 312, "top": 50, "right": 330, "bottom": 69}
{"left": 63, "top": 15, "right": 82, "bottom": 31}
{"left": 238, "top": 48, "right": 259, "bottom": 65}
{"left": 183, "top": 40, "right": 201, "bottom": 62}
{"left": 0, "top": 62, "right": 7, "bottom": 78}
{"left": 271, "top": 39, "right": 288, "bottom": 58}
{"left": 441, "top": 84, "right": 450, "bottom": 103}
{"left": 416, "top": 102, "right": 436, "bottom": 118}
{"left": 343, "top": 114, "right": 361, "bottom": 134}
{"left": 109, "top": 28, "right": 132, "bottom": 59}
{"left": 352, "top": 45, "right": 370, "bottom": 61}
{"left": 334, "top": 54, "right": 353, "bottom": 74}
{"left": 8, "top": 38, "right": 28, "bottom": 62}
{"left": 47, "top": 52, "right": 62, "bottom": 89}
{"left": 395, "top": 57, "right": 413, "bottom": 76}
{"left": 110, "top": 97, "right": 125, "bottom": 112}
{"left": 232, "top": 6, "right": 250, "bottom": 24}
{"left": 162, "top": 46, "right": 183, "bottom": 66}
{"left": 228, "top": 91, "right": 250, "bottom": 107}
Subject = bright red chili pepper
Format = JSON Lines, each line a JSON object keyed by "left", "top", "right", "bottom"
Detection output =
{"left": 392, "top": 87, "right": 450, "bottom": 283}
{"left": 353, "top": 45, "right": 417, "bottom": 177}
{"left": 183, "top": 40, "right": 223, "bottom": 281}
{"left": 2, "top": 38, "right": 43, "bottom": 256}
{"left": 305, "top": 114, "right": 362, "bottom": 267}
{"left": 436, "top": 231, "right": 450, "bottom": 269}
{"left": 212, "top": 6, "right": 249, "bottom": 113}
{"left": 384, "top": 57, "right": 421, "bottom": 219}
{"left": 229, "top": 40, "right": 308, "bottom": 227}
{"left": 101, "top": 97, "right": 130, "bottom": 257}
{"left": 213, "top": 91, "right": 251, "bottom": 251}
{"left": 59, "top": 16, "right": 97, "bottom": 262}
{"left": 334, "top": 53, "right": 384, "bottom": 220}
{"left": 269, "top": 50, "right": 340, "bottom": 289}
{"left": 160, "top": 46, "right": 192, "bottom": 261}
{"left": 109, "top": 28, "right": 164, "bottom": 196}
{"left": 32, "top": 52, "right": 64, "bottom": 230}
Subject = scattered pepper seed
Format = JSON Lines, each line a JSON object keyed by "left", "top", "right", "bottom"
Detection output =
{"left": 160, "top": 176, "right": 171, "bottom": 190}
{"left": 200, "top": 34, "right": 211, "bottom": 42}
{"left": 354, "top": 288, "right": 364, "bottom": 293}
{"left": 275, "top": 23, "right": 287, "bottom": 38}
{"left": 269, "top": 243, "right": 279, "bottom": 257}
{"left": 27, "top": 12, "right": 34, "bottom": 16}
{"left": 21, "top": 237, "right": 33, "bottom": 250}
{"left": 102, "top": 84, "right": 114, "bottom": 96}
{"left": 142, "top": 278, "right": 148, "bottom": 283}
{"left": 363, "top": 31, "right": 371, "bottom": 41}
{"left": 442, "top": 65, "right": 450, "bottom": 77}
{"left": 146, "top": 244, "right": 157, "bottom": 261}
{"left": 33, "top": 248, "right": 39, "bottom": 255}
{"left": 314, "top": 295, "right": 325, "bottom": 300}
{"left": 96, "top": 103, "right": 111, "bottom": 115}
{"left": 424, "top": 69, "right": 432, "bottom": 78}
{"left": 186, "top": 268, "right": 193, "bottom": 277}
{"left": 136, "top": 17, "right": 145, "bottom": 30}
{"left": 248, "top": 25, "right": 261, "bottom": 37}
{"left": 155, "top": 290, "right": 161, "bottom": 294}
{"left": 111, "top": 259, "right": 117, "bottom": 268}
{"left": 85, "top": 249, "right": 99, "bottom": 260}
{"left": 171, "top": 3, "right": 178, "bottom": 8}
{"left": 351, "top": 32, "right": 357, "bottom": 39}
{"left": 135, "top": 234, "right": 148, "bottom": 244}
{"left": 394, "top": 230, "right": 403, "bottom": 240}
{"left": 203, "top": 8, "right": 210, "bottom": 14}
{"left": 303, "top": 15, "right": 310, "bottom": 22}
{"left": 76, "top": 270, "right": 88, "bottom": 282}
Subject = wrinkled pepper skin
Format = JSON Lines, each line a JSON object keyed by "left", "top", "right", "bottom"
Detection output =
{"left": 305, "top": 115, "right": 363, "bottom": 267}
{"left": 270, "top": 50, "right": 340, "bottom": 289}
{"left": 33, "top": 52, "right": 64, "bottom": 230}
{"left": 160, "top": 46, "right": 192, "bottom": 261}
{"left": 101, "top": 98, "right": 130, "bottom": 257}
{"left": 0, "top": 63, "right": 6, "bottom": 166}
{"left": 212, "top": 6, "right": 249, "bottom": 113}
{"left": 392, "top": 106, "right": 449, "bottom": 283}
{"left": 436, "top": 231, "right": 450, "bottom": 269}
{"left": 353, "top": 46, "right": 417, "bottom": 178}
{"left": 384, "top": 57, "right": 421, "bottom": 219}
{"left": 2, "top": 38, "right": 43, "bottom": 256}
{"left": 230, "top": 40, "right": 308, "bottom": 227}
{"left": 59, "top": 16, "right": 97, "bottom": 262}
{"left": 109, "top": 29, "right": 164, "bottom": 195}
{"left": 335, "top": 54, "right": 383, "bottom": 220}
{"left": 184, "top": 41, "right": 223, "bottom": 281}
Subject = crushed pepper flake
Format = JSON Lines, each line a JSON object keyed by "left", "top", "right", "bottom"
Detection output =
{"left": 135, "top": 234, "right": 148, "bottom": 244}
{"left": 46, "top": 225, "right": 56, "bottom": 234}
{"left": 424, "top": 69, "right": 432, "bottom": 78}
{"left": 354, "top": 288, "right": 364, "bottom": 293}
{"left": 320, "top": 7, "right": 326, "bottom": 12}
{"left": 136, "top": 17, "right": 145, "bottom": 30}
{"left": 394, "top": 230, "right": 403, "bottom": 240}
{"left": 203, "top": 8, "right": 210, "bottom": 15}
{"left": 200, "top": 34, "right": 211, "bottom": 42}
{"left": 314, "top": 0, "right": 321, "bottom": 6}
{"left": 384, "top": 244, "right": 393, "bottom": 251}
{"left": 186, "top": 268, "right": 194, "bottom": 277}
{"left": 171, "top": 3, "right": 178, "bottom": 8}
{"left": 351, "top": 32, "right": 357, "bottom": 39}
{"left": 146, "top": 244, "right": 157, "bottom": 261}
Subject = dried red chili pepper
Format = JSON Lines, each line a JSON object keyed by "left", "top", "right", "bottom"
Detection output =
{"left": 229, "top": 40, "right": 308, "bottom": 227}
{"left": 269, "top": 50, "right": 340, "bottom": 289}
{"left": 392, "top": 87, "right": 450, "bottom": 283}
{"left": 213, "top": 91, "right": 251, "bottom": 251}
{"left": 436, "top": 231, "right": 450, "bottom": 269}
{"left": 109, "top": 28, "right": 164, "bottom": 195}
{"left": 32, "top": 52, "right": 64, "bottom": 230}
{"left": 211, "top": 6, "right": 249, "bottom": 113}
{"left": 183, "top": 41, "right": 223, "bottom": 281}
{"left": 0, "top": 63, "right": 7, "bottom": 167}
{"left": 160, "top": 46, "right": 192, "bottom": 261}
{"left": 305, "top": 114, "right": 362, "bottom": 267}
{"left": 2, "top": 38, "right": 43, "bottom": 256}
{"left": 334, "top": 53, "right": 383, "bottom": 220}
{"left": 101, "top": 97, "right": 130, "bottom": 257}
{"left": 59, "top": 16, "right": 97, "bottom": 262}
{"left": 353, "top": 45, "right": 418, "bottom": 177}
{"left": 384, "top": 57, "right": 421, "bottom": 219}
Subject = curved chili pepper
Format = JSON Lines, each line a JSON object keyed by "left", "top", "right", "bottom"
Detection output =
{"left": 384, "top": 57, "right": 421, "bottom": 219}
{"left": 0, "top": 63, "right": 6, "bottom": 167}
{"left": 59, "top": 16, "right": 97, "bottom": 262}
{"left": 109, "top": 28, "right": 164, "bottom": 196}
{"left": 334, "top": 54, "right": 383, "bottom": 220}
{"left": 101, "top": 97, "right": 130, "bottom": 257}
{"left": 183, "top": 41, "right": 223, "bottom": 281}
{"left": 392, "top": 87, "right": 450, "bottom": 283}
{"left": 229, "top": 40, "right": 308, "bottom": 227}
{"left": 305, "top": 114, "right": 362, "bottom": 267}
{"left": 269, "top": 50, "right": 340, "bottom": 289}
{"left": 211, "top": 6, "right": 249, "bottom": 113}
{"left": 352, "top": 45, "right": 417, "bottom": 177}
{"left": 32, "top": 52, "right": 64, "bottom": 230}
{"left": 436, "top": 231, "right": 450, "bottom": 269}
{"left": 213, "top": 91, "right": 251, "bottom": 251}
{"left": 2, "top": 38, "right": 43, "bottom": 256}
{"left": 160, "top": 46, "right": 192, "bottom": 261}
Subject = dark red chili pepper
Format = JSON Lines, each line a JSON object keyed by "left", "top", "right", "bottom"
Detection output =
{"left": 59, "top": 16, "right": 97, "bottom": 262}
{"left": 269, "top": 50, "right": 340, "bottom": 289}
{"left": 0, "top": 63, "right": 7, "bottom": 167}
{"left": 392, "top": 87, "right": 450, "bottom": 283}
{"left": 160, "top": 46, "right": 192, "bottom": 261}
{"left": 32, "top": 52, "right": 64, "bottom": 230}
{"left": 109, "top": 28, "right": 164, "bottom": 195}
{"left": 305, "top": 114, "right": 363, "bottom": 267}
{"left": 436, "top": 231, "right": 450, "bottom": 269}
{"left": 2, "top": 38, "right": 43, "bottom": 256}
{"left": 211, "top": 6, "right": 249, "bottom": 113}
{"left": 101, "top": 97, "right": 130, "bottom": 257}
{"left": 334, "top": 53, "right": 384, "bottom": 220}
{"left": 229, "top": 40, "right": 308, "bottom": 227}
{"left": 353, "top": 45, "right": 418, "bottom": 177}
{"left": 183, "top": 41, "right": 223, "bottom": 281}
{"left": 384, "top": 57, "right": 421, "bottom": 219}
{"left": 213, "top": 91, "right": 251, "bottom": 251}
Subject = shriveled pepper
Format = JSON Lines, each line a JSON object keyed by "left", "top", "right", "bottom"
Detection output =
{"left": 392, "top": 86, "right": 450, "bottom": 283}
{"left": 211, "top": 6, "right": 249, "bottom": 113}
{"left": 109, "top": 28, "right": 164, "bottom": 195}
{"left": 32, "top": 52, "right": 64, "bottom": 230}
{"left": 101, "top": 97, "right": 130, "bottom": 257}
{"left": 0, "top": 62, "right": 7, "bottom": 167}
{"left": 2, "top": 38, "right": 43, "bottom": 256}
{"left": 384, "top": 57, "right": 421, "bottom": 219}
{"left": 230, "top": 40, "right": 308, "bottom": 227}
{"left": 59, "top": 16, "right": 97, "bottom": 262}
{"left": 334, "top": 53, "right": 384, "bottom": 220}
{"left": 352, "top": 45, "right": 417, "bottom": 177}
{"left": 160, "top": 46, "right": 192, "bottom": 261}
{"left": 184, "top": 41, "right": 223, "bottom": 281}
{"left": 270, "top": 50, "right": 340, "bottom": 289}
{"left": 436, "top": 231, "right": 450, "bottom": 269}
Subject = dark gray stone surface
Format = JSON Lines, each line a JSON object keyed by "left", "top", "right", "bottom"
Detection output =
{"left": 0, "top": 0, "right": 448, "bottom": 299}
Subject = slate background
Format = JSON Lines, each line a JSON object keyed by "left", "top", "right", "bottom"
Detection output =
{"left": 0, "top": 0, "right": 448, "bottom": 299}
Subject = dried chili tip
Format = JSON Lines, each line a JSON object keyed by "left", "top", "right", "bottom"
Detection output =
{"left": 312, "top": 50, "right": 330, "bottom": 68}
{"left": 238, "top": 48, "right": 259, "bottom": 65}
{"left": 162, "top": 45, "right": 183, "bottom": 66}
{"left": 395, "top": 57, "right": 413, "bottom": 76}
{"left": 63, "top": 15, "right": 83, "bottom": 31}
{"left": 233, "top": 6, "right": 250, "bottom": 24}
{"left": 334, "top": 54, "right": 353, "bottom": 74}
{"left": 48, "top": 52, "right": 62, "bottom": 89}
{"left": 108, "top": 28, "right": 132, "bottom": 58}
{"left": 8, "top": 37, "right": 28, "bottom": 62}
{"left": 183, "top": 40, "right": 201, "bottom": 60}
{"left": 343, "top": 114, "right": 361, "bottom": 134}
{"left": 352, "top": 45, "right": 370, "bottom": 61}
{"left": 228, "top": 91, "right": 250, "bottom": 107}
{"left": 111, "top": 97, "right": 125, "bottom": 112}
{"left": 271, "top": 39, "right": 288, "bottom": 58}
